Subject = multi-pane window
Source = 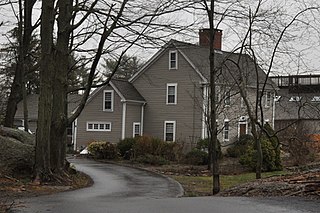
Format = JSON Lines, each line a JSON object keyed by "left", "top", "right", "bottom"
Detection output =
{"left": 224, "top": 91, "right": 231, "bottom": 106}
{"left": 311, "top": 96, "right": 320, "bottom": 102}
{"left": 265, "top": 91, "right": 272, "bottom": 107}
{"left": 166, "top": 83, "right": 177, "bottom": 104}
{"left": 133, "top": 122, "right": 141, "bottom": 137}
{"left": 289, "top": 96, "right": 301, "bottom": 102}
{"left": 169, "top": 50, "right": 178, "bottom": 69}
{"left": 103, "top": 90, "right": 114, "bottom": 111}
{"left": 223, "top": 120, "right": 229, "bottom": 141}
{"left": 164, "top": 121, "right": 176, "bottom": 142}
{"left": 215, "top": 86, "right": 220, "bottom": 103}
{"left": 87, "top": 122, "right": 111, "bottom": 131}
{"left": 240, "top": 97, "right": 245, "bottom": 108}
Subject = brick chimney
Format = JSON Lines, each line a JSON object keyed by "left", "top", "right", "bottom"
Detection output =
{"left": 199, "top": 29, "right": 222, "bottom": 50}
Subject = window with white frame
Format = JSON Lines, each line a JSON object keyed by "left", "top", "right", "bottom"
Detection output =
{"left": 311, "top": 96, "right": 320, "bottom": 102}
{"left": 164, "top": 121, "right": 176, "bottom": 142}
{"left": 169, "top": 50, "right": 178, "bottom": 69}
{"left": 133, "top": 122, "right": 141, "bottom": 137}
{"left": 274, "top": 96, "right": 281, "bottom": 102}
{"left": 224, "top": 90, "right": 231, "bottom": 106}
{"left": 103, "top": 90, "right": 114, "bottom": 111}
{"left": 87, "top": 122, "right": 111, "bottom": 131}
{"left": 265, "top": 91, "right": 272, "bottom": 107}
{"left": 240, "top": 97, "right": 245, "bottom": 108}
{"left": 215, "top": 86, "right": 220, "bottom": 103}
{"left": 289, "top": 96, "right": 301, "bottom": 102}
{"left": 166, "top": 83, "right": 177, "bottom": 104}
{"left": 223, "top": 120, "right": 230, "bottom": 141}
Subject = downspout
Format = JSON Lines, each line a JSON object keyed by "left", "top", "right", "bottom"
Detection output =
{"left": 141, "top": 103, "right": 146, "bottom": 135}
{"left": 121, "top": 102, "right": 127, "bottom": 139}
{"left": 272, "top": 93, "right": 275, "bottom": 129}
{"left": 73, "top": 118, "right": 78, "bottom": 151}
{"left": 202, "top": 85, "right": 209, "bottom": 139}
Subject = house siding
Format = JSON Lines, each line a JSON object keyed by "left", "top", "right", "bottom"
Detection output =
{"left": 215, "top": 88, "right": 274, "bottom": 146}
{"left": 125, "top": 103, "right": 142, "bottom": 138}
{"left": 76, "top": 85, "right": 123, "bottom": 148}
{"left": 133, "top": 48, "right": 204, "bottom": 149}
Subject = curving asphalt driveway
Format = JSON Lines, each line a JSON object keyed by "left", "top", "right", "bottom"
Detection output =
{"left": 12, "top": 156, "right": 182, "bottom": 213}
{"left": 12, "top": 157, "right": 320, "bottom": 213}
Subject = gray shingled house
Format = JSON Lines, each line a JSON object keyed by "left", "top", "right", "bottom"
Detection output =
{"left": 74, "top": 80, "right": 146, "bottom": 150}
{"left": 73, "top": 29, "right": 277, "bottom": 151}
{"left": 15, "top": 29, "right": 277, "bottom": 151}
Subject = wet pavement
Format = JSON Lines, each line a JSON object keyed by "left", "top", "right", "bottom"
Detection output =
{"left": 12, "top": 157, "right": 320, "bottom": 213}
{"left": 12, "top": 157, "right": 183, "bottom": 213}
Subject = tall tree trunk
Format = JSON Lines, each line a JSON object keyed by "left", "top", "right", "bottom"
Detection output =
{"left": 250, "top": 121, "right": 262, "bottom": 179}
{"left": 4, "top": 67, "right": 22, "bottom": 127}
{"left": 50, "top": 0, "right": 72, "bottom": 171}
{"left": 3, "top": 0, "right": 36, "bottom": 128}
{"left": 255, "top": 137, "right": 263, "bottom": 179}
{"left": 35, "top": 0, "right": 55, "bottom": 179}
{"left": 21, "top": 0, "right": 37, "bottom": 132}
{"left": 208, "top": 0, "right": 220, "bottom": 195}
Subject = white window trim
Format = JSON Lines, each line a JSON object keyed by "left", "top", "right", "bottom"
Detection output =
{"left": 289, "top": 96, "right": 301, "bottom": 102}
{"left": 238, "top": 117, "right": 248, "bottom": 138}
{"left": 166, "top": 83, "right": 177, "bottom": 105}
{"left": 311, "top": 96, "right": 320, "bottom": 102}
{"left": 103, "top": 90, "right": 114, "bottom": 112}
{"left": 224, "top": 90, "right": 231, "bottom": 106}
{"left": 265, "top": 91, "right": 272, "bottom": 108}
{"left": 86, "top": 121, "right": 111, "bottom": 132}
{"left": 223, "top": 119, "right": 230, "bottom": 142}
{"left": 274, "top": 95, "right": 281, "bottom": 102}
{"left": 164, "top": 121, "right": 176, "bottom": 142}
{"left": 240, "top": 97, "right": 245, "bottom": 108}
{"left": 169, "top": 50, "right": 178, "bottom": 70}
{"left": 133, "top": 122, "right": 141, "bottom": 137}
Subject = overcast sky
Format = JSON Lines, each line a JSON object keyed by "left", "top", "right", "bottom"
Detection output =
{"left": 1, "top": 0, "right": 319, "bottom": 75}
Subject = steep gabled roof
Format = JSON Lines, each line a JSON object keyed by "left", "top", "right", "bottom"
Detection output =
{"left": 129, "top": 39, "right": 207, "bottom": 83}
{"left": 110, "top": 79, "right": 145, "bottom": 102}
{"left": 130, "top": 39, "right": 277, "bottom": 90}
{"left": 86, "top": 79, "right": 145, "bottom": 105}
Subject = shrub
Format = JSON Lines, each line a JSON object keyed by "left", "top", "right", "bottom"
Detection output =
{"left": 239, "top": 137, "right": 278, "bottom": 172}
{"left": 196, "top": 138, "right": 209, "bottom": 151}
{"left": 87, "top": 141, "right": 118, "bottom": 160}
{"left": 226, "top": 134, "right": 254, "bottom": 158}
{"left": 196, "top": 138, "right": 222, "bottom": 159}
{"left": 117, "top": 138, "right": 136, "bottom": 159}
{"left": 184, "top": 149, "right": 208, "bottom": 165}
{"left": 264, "top": 123, "right": 282, "bottom": 170}
{"left": 135, "top": 154, "right": 169, "bottom": 165}
{"left": 159, "top": 141, "right": 184, "bottom": 162}
{"left": 131, "top": 136, "right": 183, "bottom": 163}
{"left": 132, "top": 136, "right": 159, "bottom": 157}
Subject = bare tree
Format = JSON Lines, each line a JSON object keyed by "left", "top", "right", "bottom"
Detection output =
{"left": 35, "top": 0, "right": 199, "bottom": 180}
{"left": 221, "top": 0, "right": 320, "bottom": 178}
{"left": 190, "top": 0, "right": 320, "bottom": 182}
{"left": 3, "top": 0, "right": 36, "bottom": 129}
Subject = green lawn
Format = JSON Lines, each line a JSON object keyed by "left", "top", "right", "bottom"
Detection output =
{"left": 172, "top": 170, "right": 288, "bottom": 197}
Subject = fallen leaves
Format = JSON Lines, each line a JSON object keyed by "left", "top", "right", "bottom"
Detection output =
{"left": 219, "top": 170, "right": 320, "bottom": 199}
